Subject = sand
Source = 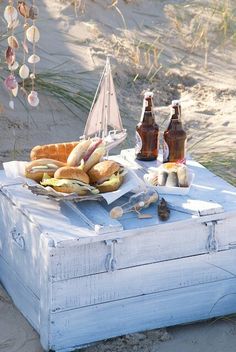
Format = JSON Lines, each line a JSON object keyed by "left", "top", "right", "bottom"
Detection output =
{"left": 0, "top": 0, "right": 236, "bottom": 351}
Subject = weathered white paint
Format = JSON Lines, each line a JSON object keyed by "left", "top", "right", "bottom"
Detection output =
{"left": 39, "top": 233, "right": 54, "bottom": 351}
{"left": 50, "top": 278, "right": 236, "bottom": 350}
{"left": 0, "top": 255, "right": 39, "bottom": 331}
{"left": 0, "top": 149, "right": 236, "bottom": 352}
{"left": 51, "top": 248, "right": 236, "bottom": 311}
{"left": 49, "top": 217, "right": 235, "bottom": 281}
{"left": 0, "top": 192, "right": 41, "bottom": 296}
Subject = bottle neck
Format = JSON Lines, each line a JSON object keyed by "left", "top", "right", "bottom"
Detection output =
{"left": 140, "top": 96, "right": 155, "bottom": 123}
{"left": 171, "top": 104, "right": 181, "bottom": 120}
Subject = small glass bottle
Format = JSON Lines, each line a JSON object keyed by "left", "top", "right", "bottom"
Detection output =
{"left": 135, "top": 91, "right": 159, "bottom": 161}
{"left": 110, "top": 189, "right": 159, "bottom": 219}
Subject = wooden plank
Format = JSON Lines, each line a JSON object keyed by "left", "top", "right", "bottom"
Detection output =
{"left": 50, "top": 278, "right": 236, "bottom": 350}
{"left": 49, "top": 215, "right": 236, "bottom": 281}
{"left": 65, "top": 201, "right": 123, "bottom": 234}
{"left": 51, "top": 248, "right": 236, "bottom": 311}
{"left": 0, "top": 193, "right": 41, "bottom": 296}
{"left": 0, "top": 255, "right": 40, "bottom": 332}
{"left": 39, "top": 233, "right": 54, "bottom": 351}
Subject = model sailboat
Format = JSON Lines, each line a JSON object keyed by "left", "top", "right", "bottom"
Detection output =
{"left": 82, "top": 57, "right": 127, "bottom": 151}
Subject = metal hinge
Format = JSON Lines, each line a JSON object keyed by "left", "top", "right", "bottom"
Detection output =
{"left": 204, "top": 219, "right": 223, "bottom": 253}
{"left": 105, "top": 238, "right": 122, "bottom": 272}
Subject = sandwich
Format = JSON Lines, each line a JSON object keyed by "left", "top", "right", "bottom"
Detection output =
{"left": 40, "top": 166, "right": 99, "bottom": 195}
{"left": 25, "top": 158, "right": 66, "bottom": 182}
{"left": 88, "top": 160, "right": 126, "bottom": 193}
{"left": 67, "top": 138, "right": 106, "bottom": 172}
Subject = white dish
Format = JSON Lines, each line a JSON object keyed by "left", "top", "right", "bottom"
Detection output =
{"left": 143, "top": 169, "right": 194, "bottom": 195}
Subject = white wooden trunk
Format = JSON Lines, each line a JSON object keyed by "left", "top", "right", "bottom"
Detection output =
{"left": 0, "top": 149, "right": 236, "bottom": 352}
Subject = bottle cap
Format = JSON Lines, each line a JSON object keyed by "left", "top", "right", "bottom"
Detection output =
{"left": 144, "top": 91, "right": 154, "bottom": 98}
{"left": 171, "top": 99, "right": 180, "bottom": 106}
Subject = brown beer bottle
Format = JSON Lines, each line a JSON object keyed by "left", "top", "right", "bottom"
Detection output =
{"left": 163, "top": 100, "right": 187, "bottom": 163}
{"left": 135, "top": 91, "right": 159, "bottom": 161}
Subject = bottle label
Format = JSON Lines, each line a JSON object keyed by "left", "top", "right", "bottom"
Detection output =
{"left": 135, "top": 131, "right": 142, "bottom": 154}
{"left": 163, "top": 140, "right": 169, "bottom": 162}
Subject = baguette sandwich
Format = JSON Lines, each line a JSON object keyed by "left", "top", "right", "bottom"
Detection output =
{"left": 30, "top": 141, "right": 80, "bottom": 163}
{"left": 41, "top": 166, "right": 99, "bottom": 195}
{"left": 88, "top": 160, "right": 126, "bottom": 193}
{"left": 25, "top": 159, "right": 66, "bottom": 182}
{"left": 67, "top": 138, "right": 106, "bottom": 172}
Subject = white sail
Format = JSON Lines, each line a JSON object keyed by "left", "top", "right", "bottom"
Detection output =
{"left": 107, "top": 67, "right": 123, "bottom": 131}
{"left": 83, "top": 74, "right": 106, "bottom": 137}
{"left": 83, "top": 57, "right": 126, "bottom": 150}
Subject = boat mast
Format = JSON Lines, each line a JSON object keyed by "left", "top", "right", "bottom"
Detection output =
{"left": 102, "top": 56, "right": 110, "bottom": 138}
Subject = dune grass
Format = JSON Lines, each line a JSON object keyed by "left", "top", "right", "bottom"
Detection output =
{"left": 196, "top": 152, "right": 236, "bottom": 186}
{"left": 166, "top": 0, "right": 236, "bottom": 68}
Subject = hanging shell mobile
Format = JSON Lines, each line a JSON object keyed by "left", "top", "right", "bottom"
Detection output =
{"left": 3, "top": 1, "right": 19, "bottom": 109}
{"left": 25, "top": 0, "right": 40, "bottom": 107}
{"left": 3, "top": 0, "right": 40, "bottom": 108}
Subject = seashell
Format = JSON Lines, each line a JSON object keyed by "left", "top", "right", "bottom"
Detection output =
{"left": 26, "top": 25, "right": 40, "bottom": 43}
{"left": 9, "top": 100, "right": 15, "bottom": 110}
{"left": 158, "top": 170, "right": 168, "bottom": 186}
{"left": 28, "top": 54, "right": 40, "bottom": 64}
{"left": 22, "top": 41, "right": 29, "bottom": 54}
{"left": 5, "top": 46, "right": 15, "bottom": 66}
{"left": 19, "top": 64, "right": 30, "bottom": 79}
{"left": 158, "top": 197, "right": 170, "bottom": 221}
{"left": 8, "top": 35, "right": 19, "bottom": 49}
{"left": 4, "top": 75, "right": 18, "bottom": 90}
{"left": 12, "top": 84, "right": 19, "bottom": 97}
{"left": 165, "top": 171, "right": 179, "bottom": 187}
{"left": 8, "top": 19, "right": 19, "bottom": 30}
{"left": 29, "top": 5, "right": 39, "bottom": 20}
{"left": 28, "top": 91, "right": 39, "bottom": 107}
{"left": 4, "top": 5, "right": 18, "bottom": 24}
{"left": 30, "top": 73, "right": 36, "bottom": 80}
{"left": 110, "top": 206, "right": 123, "bottom": 219}
{"left": 8, "top": 61, "right": 19, "bottom": 71}
{"left": 17, "top": 1, "right": 30, "bottom": 18}
{"left": 177, "top": 165, "right": 189, "bottom": 187}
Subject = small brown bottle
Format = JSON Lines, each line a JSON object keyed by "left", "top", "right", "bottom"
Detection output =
{"left": 163, "top": 100, "right": 187, "bottom": 163}
{"left": 135, "top": 91, "right": 159, "bottom": 161}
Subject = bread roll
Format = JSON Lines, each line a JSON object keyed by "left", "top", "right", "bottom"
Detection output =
{"left": 54, "top": 167, "right": 89, "bottom": 184}
{"left": 30, "top": 141, "right": 80, "bottom": 163}
{"left": 52, "top": 183, "right": 88, "bottom": 195}
{"left": 88, "top": 160, "right": 124, "bottom": 193}
{"left": 67, "top": 140, "right": 92, "bottom": 166}
{"left": 88, "top": 160, "right": 120, "bottom": 184}
{"left": 25, "top": 159, "right": 66, "bottom": 182}
{"left": 83, "top": 144, "right": 106, "bottom": 172}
